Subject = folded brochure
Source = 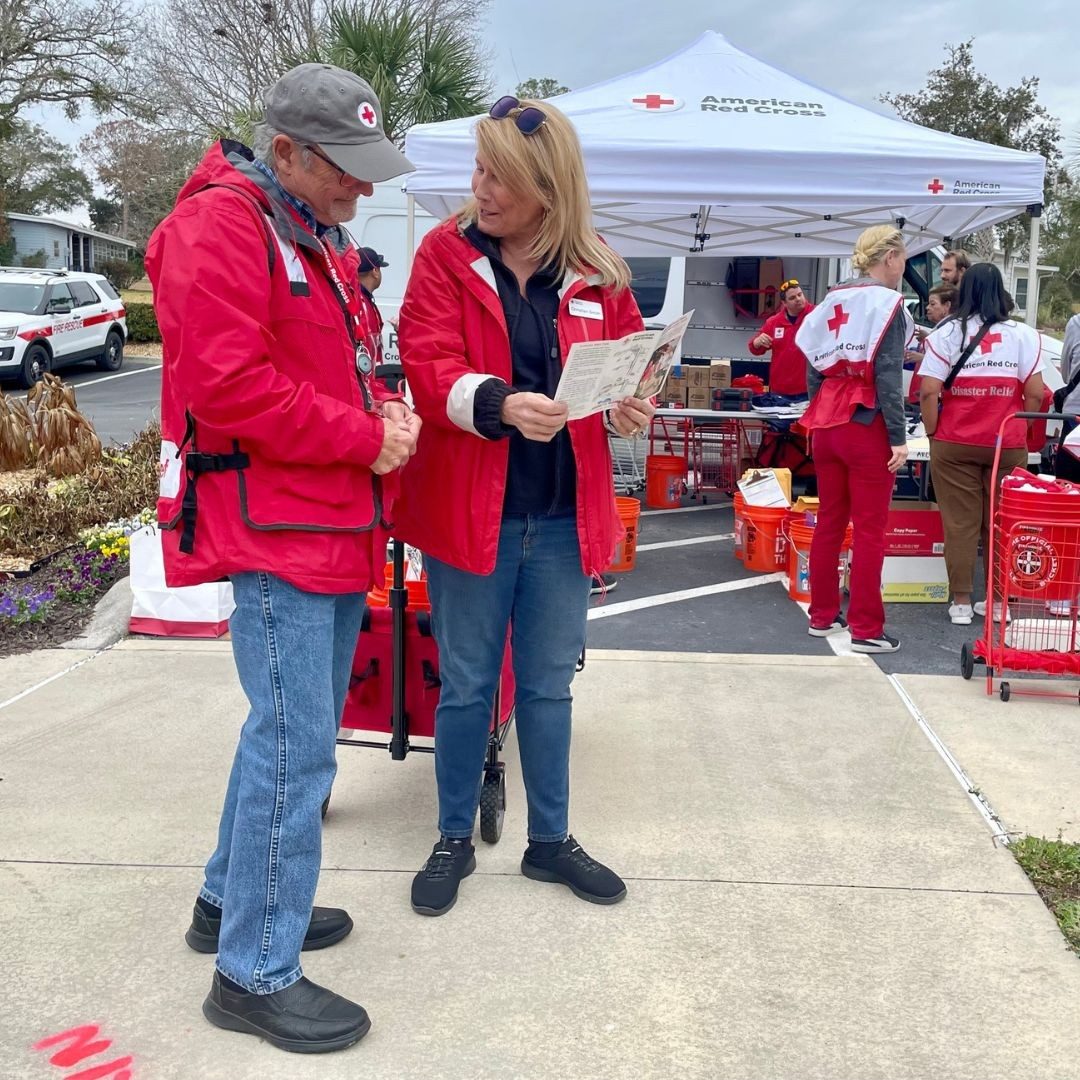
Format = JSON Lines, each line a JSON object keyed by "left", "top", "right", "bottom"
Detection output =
{"left": 553, "top": 311, "right": 694, "bottom": 421}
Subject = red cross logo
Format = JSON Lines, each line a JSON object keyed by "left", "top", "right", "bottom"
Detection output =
{"left": 358, "top": 103, "right": 378, "bottom": 128}
{"left": 631, "top": 94, "right": 678, "bottom": 111}
{"left": 826, "top": 304, "right": 850, "bottom": 338}
{"left": 979, "top": 331, "right": 1002, "bottom": 355}
{"left": 927, "top": 178, "right": 945, "bottom": 194}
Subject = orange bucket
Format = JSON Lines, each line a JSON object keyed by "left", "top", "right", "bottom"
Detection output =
{"left": 611, "top": 496, "right": 642, "bottom": 572}
{"left": 743, "top": 504, "right": 790, "bottom": 573}
{"left": 787, "top": 520, "right": 852, "bottom": 602}
{"left": 645, "top": 455, "right": 686, "bottom": 509}
{"left": 733, "top": 492, "right": 745, "bottom": 562}
{"left": 368, "top": 561, "right": 431, "bottom": 610}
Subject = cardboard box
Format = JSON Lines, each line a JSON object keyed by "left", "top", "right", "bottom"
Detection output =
{"left": 880, "top": 556, "right": 949, "bottom": 602}
{"left": 686, "top": 365, "right": 711, "bottom": 389}
{"left": 709, "top": 360, "right": 732, "bottom": 389}
{"left": 687, "top": 387, "right": 711, "bottom": 410}
{"left": 885, "top": 501, "right": 945, "bottom": 557}
{"left": 661, "top": 372, "right": 687, "bottom": 406}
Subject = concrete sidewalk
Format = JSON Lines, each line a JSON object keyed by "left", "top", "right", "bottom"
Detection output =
{"left": 2, "top": 642, "right": 1079, "bottom": 1080}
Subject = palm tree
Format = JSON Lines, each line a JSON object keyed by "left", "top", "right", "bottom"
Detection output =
{"left": 326, "top": 0, "right": 491, "bottom": 145}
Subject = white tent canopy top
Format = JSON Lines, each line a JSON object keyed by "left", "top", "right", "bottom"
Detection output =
{"left": 402, "top": 30, "right": 1047, "bottom": 260}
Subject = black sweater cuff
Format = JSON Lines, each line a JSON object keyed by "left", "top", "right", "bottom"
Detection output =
{"left": 473, "top": 378, "right": 517, "bottom": 440}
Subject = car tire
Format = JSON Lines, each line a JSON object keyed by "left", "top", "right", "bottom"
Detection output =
{"left": 96, "top": 329, "right": 124, "bottom": 372}
{"left": 19, "top": 343, "right": 51, "bottom": 388}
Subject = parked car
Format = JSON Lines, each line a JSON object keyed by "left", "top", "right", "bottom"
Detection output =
{"left": 0, "top": 267, "right": 128, "bottom": 388}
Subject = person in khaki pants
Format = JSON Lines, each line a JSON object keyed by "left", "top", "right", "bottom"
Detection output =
{"left": 918, "top": 263, "right": 1044, "bottom": 625}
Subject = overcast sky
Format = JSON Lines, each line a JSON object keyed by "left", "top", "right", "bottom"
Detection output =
{"left": 487, "top": 0, "right": 1079, "bottom": 149}
{"left": 27, "top": 0, "right": 1078, "bottom": 223}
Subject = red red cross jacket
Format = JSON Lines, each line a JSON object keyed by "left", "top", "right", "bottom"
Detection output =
{"left": 393, "top": 218, "right": 644, "bottom": 576}
{"left": 145, "top": 140, "right": 398, "bottom": 594}
{"left": 747, "top": 303, "right": 815, "bottom": 395}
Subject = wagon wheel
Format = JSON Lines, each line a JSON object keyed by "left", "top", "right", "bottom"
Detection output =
{"left": 479, "top": 767, "right": 505, "bottom": 844}
{"left": 999, "top": 681, "right": 1011, "bottom": 702}
{"left": 960, "top": 642, "right": 975, "bottom": 681}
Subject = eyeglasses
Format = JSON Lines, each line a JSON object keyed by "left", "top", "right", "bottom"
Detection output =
{"left": 304, "top": 144, "right": 353, "bottom": 185}
{"left": 780, "top": 279, "right": 800, "bottom": 293}
{"left": 489, "top": 96, "right": 547, "bottom": 135}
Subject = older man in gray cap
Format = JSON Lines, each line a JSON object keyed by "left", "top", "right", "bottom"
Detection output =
{"left": 146, "top": 64, "right": 419, "bottom": 1054}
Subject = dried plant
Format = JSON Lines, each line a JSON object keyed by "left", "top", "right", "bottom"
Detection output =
{"left": 27, "top": 374, "right": 103, "bottom": 478}
{"left": 0, "top": 394, "right": 34, "bottom": 471}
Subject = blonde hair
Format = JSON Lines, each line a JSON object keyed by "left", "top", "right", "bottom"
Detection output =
{"left": 852, "top": 225, "right": 906, "bottom": 273}
{"left": 457, "top": 100, "right": 630, "bottom": 291}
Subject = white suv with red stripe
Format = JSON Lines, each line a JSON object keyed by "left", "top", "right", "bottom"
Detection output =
{"left": 0, "top": 268, "right": 128, "bottom": 388}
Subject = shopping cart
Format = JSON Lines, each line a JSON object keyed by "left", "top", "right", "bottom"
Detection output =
{"left": 325, "top": 540, "right": 516, "bottom": 842}
{"left": 648, "top": 413, "right": 747, "bottom": 502}
{"left": 962, "top": 412, "right": 1080, "bottom": 704}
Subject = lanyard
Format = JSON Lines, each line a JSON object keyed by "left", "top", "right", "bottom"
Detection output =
{"left": 316, "top": 237, "right": 375, "bottom": 397}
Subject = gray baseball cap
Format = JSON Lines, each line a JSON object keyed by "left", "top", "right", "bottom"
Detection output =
{"left": 263, "top": 63, "right": 414, "bottom": 183}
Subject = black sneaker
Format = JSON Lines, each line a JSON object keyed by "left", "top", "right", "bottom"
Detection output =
{"left": 590, "top": 574, "right": 618, "bottom": 595}
{"left": 521, "top": 835, "right": 627, "bottom": 905}
{"left": 808, "top": 615, "right": 847, "bottom": 638}
{"left": 202, "top": 970, "right": 370, "bottom": 1054}
{"left": 411, "top": 837, "right": 476, "bottom": 916}
{"left": 185, "top": 900, "right": 353, "bottom": 954}
{"left": 850, "top": 632, "right": 900, "bottom": 654}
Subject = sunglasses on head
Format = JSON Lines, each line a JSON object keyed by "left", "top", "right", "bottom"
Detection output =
{"left": 780, "top": 279, "right": 800, "bottom": 293}
{"left": 489, "top": 95, "right": 547, "bottom": 135}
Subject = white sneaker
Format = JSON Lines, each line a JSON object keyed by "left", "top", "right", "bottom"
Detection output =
{"left": 949, "top": 603, "right": 973, "bottom": 626}
{"left": 973, "top": 601, "right": 1011, "bottom": 623}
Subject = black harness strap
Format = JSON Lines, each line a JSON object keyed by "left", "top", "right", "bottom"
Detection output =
{"left": 177, "top": 412, "right": 250, "bottom": 554}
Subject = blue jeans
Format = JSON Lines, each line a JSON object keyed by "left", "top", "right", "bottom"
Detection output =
{"left": 426, "top": 512, "right": 590, "bottom": 843}
{"left": 200, "top": 572, "right": 364, "bottom": 994}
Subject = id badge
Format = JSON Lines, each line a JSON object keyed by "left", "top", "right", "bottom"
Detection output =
{"left": 355, "top": 344, "right": 373, "bottom": 375}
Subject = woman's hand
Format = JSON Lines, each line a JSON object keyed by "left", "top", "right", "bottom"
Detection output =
{"left": 887, "top": 444, "right": 909, "bottom": 474}
{"left": 501, "top": 392, "right": 569, "bottom": 442}
{"left": 608, "top": 396, "right": 655, "bottom": 437}
{"left": 753, "top": 333, "right": 773, "bottom": 350}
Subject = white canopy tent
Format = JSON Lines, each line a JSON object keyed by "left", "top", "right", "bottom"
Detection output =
{"left": 403, "top": 30, "right": 1048, "bottom": 321}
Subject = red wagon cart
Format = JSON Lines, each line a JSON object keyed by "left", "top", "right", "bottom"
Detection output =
{"left": 324, "top": 540, "right": 516, "bottom": 842}
{"left": 962, "top": 412, "right": 1080, "bottom": 704}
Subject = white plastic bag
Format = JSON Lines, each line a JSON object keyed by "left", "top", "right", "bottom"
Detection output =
{"left": 128, "top": 525, "right": 234, "bottom": 637}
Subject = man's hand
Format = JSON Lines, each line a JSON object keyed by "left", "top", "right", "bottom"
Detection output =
{"left": 501, "top": 392, "right": 569, "bottom": 442}
{"left": 887, "top": 444, "right": 909, "bottom": 474}
{"left": 382, "top": 400, "right": 422, "bottom": 449}
{"left": 753, "top": 333, "right": 773, "bottom": 350}
{"left": 371, "top": 415, "right": 418, "bottom": 474}
{"left": 608, "top": 396, "right": 655, "bottom": 437}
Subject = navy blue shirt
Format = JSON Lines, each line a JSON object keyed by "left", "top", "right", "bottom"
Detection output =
{"left": 466, "top": 225, "right": 576, "bottom": 516}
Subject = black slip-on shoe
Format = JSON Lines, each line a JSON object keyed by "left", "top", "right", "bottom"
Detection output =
{"left": 411, "top": 837, "right": 476, "bottom": 916}
{"left": 202, "top": 971, "right": 370, "bottom": 1054}
{"left": 521, "top": 835, "right": 627, "bottom": 905}
{"left": 186, "top": 903, "right": 353, "bottom": 954}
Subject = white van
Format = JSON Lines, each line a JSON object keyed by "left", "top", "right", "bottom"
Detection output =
{"left": 346, "top": 185, "right": 1063, "bottom": 388}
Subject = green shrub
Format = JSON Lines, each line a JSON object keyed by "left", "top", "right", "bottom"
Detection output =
{"left": 124, "top": 300, "right": 160, "bottom": 343}
{"left": 20, "top": 249, "right": 47, "bottom": 268}
{"left": 98, "top": 257, "right": 141, "bottom": 290}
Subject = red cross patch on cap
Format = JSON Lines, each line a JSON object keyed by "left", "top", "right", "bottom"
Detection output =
{"left": 358, "top": 102, "right": 378, "bottom": 129}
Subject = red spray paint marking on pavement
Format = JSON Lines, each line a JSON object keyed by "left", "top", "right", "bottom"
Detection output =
{"left": 33, "top": 1025, "right": 133, "bottom": 1079}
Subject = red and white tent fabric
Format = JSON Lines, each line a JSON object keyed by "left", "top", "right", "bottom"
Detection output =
{"left": 403, "top": 31, "right": 1046, "bottom": 261}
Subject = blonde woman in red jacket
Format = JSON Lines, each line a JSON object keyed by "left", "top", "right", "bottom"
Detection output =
{"left": 396, "top": 97, "right": 651, "bottom": 917}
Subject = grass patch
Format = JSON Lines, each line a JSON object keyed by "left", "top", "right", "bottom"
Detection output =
{"left": 1012, "top": 835, "right": 1080, "bottom": 953}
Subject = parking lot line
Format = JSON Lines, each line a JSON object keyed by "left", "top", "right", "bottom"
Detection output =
{"left": 636, "top": 533, "right": 734, "bottom": 552}
{"left": 587, "top": 573, "right": 784, "bottom": 620}
{"left": 12, "top": 363, "right": 161, "bottom": 401}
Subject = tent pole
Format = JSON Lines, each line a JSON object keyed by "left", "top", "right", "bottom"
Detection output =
{"left": 1025, "top": 204, "right": 1042, "bottom": 326}
{"left": 406, "top": 194, "right": 416, "bottom": 274}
